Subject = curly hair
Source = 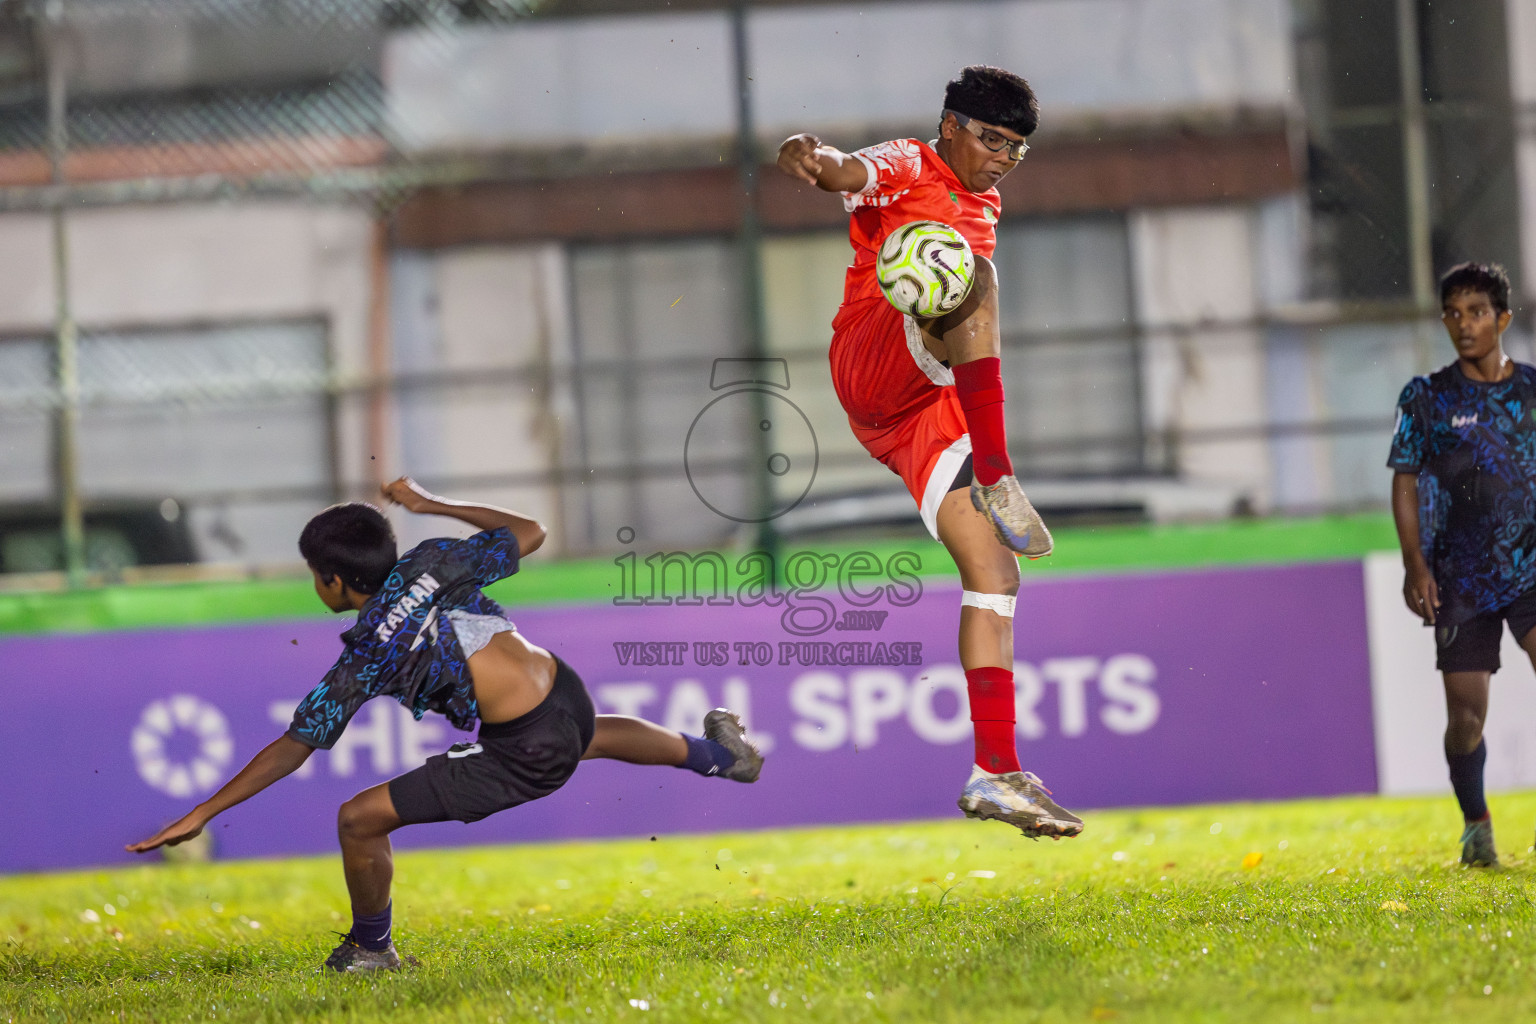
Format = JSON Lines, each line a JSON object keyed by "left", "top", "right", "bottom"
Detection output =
{"left": 943, "top": 65, "right": 1040, "bottom": 138}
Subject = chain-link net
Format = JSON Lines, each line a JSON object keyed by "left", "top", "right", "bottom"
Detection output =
{"left": 0, "top": 0, "right": 554, "bottom": 208}
{"left": 0, "top": 0, "right": 1479, "bottom": 584}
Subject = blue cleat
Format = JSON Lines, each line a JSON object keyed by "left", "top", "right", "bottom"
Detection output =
{"left": 971, "top": 476, "right": 1054, "bottom": 559}
{"left": 958, "top": 765, "right": 1083, "bottom": 838}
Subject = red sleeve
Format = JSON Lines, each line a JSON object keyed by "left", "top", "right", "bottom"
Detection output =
{"left": 843, "top": 139, "right": 924, "bottom": 211}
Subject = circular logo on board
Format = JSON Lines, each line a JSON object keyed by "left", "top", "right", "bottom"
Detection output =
{"left": 131, "top": 695, "right": 234, "bottom": 798}
{"left": 684, "top": 388, "right": 819, "bottom": 523}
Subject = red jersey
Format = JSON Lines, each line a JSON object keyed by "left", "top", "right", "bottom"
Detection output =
{"left": 840, "top": 138, "right": 1000, "bottom": 307}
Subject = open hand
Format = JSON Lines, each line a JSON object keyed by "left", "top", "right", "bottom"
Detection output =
{"left": 381, "top": 476, "right": 435, "bottom": 514}
{"left": 126, "top": 812, "right": 206, "bottom": 854}
{"left": 777, "top": 134, "right": 824, "bottom": 186}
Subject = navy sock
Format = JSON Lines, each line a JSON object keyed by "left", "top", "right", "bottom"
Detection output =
{"left": 351, "top": 901, "right": 392, "bottom": 952}
{"left": 1447, "top": 739, "right": 1489, "bottom": 822}
{"left": 679, "top": 734, "right": 734, "bottom": 777}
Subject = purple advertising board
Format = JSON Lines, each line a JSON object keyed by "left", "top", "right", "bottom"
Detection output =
{"left": 0, "top": 560, "right": 1376, "bottom": 873}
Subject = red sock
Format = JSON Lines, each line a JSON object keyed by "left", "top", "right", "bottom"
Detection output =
{"left": 967, "top": 666, "right": 1020, "bottom": 774}
{"left": 952, "top": 357, "right": 1013, "bottom": 485}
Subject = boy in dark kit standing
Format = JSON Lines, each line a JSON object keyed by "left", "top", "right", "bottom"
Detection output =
{"left": 129, "top": 477, "right": 762, "bottom": 970}
{"left": 775, "top": 65, "right": 1082, "bottom": 839}
{"left": 1388, "top": 262, "right": 1536, "bottom": 867}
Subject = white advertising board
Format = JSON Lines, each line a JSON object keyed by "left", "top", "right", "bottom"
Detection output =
{"left": 1365, "top": 551, "right": 1536, "bottom": 796}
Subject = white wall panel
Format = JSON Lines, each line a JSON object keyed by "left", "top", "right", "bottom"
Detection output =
{"left": 0, "top": 204, "right": 373, "bottom": 372}
{"left": 1365, "top": 551, "right": 1536, "bottom": 796}
{"left": 1506, "top": 0, "right": 1536, "bottom": 105}
{"left": 386, "top": 0, "right": 1295, "bottom": 152}
{"left": 752, "top": 0, "right": 1292, "bottom": 136}
{"left": 1508, "top": 1, "right": 1536, "bottom": 303}
{"left": 391, "top": 245, "right": 567, "bottom": 555}
{"left": 1131, "top": 205, "right": 1270, "bottom": 507}
{"left": 387, "top": 16, "right": 736, "bottom": 150}
{"left": 0, "top": 215, "right": 53, "bottom": 331}
{"left": 0, "top": 203, "right": 375, "bottom": 567}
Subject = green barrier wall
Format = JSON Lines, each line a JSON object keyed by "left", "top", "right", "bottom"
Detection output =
{"left": 0, "top": 514, "right": 1400, "bottom": 636}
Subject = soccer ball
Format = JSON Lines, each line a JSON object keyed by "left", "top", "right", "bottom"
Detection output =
{"left": 876, "top": 220, "right": 976, "bottom": 318}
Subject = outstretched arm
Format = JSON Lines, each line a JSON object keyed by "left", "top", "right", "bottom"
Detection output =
{"left": 126, "top": 734, "right": 313, "bottom": 853}
{"left": 381, "top": 476, "right": 546, "bottom": 556}
{"left": 776, "top": 133, "right": 869, "bottom": 193}
{"left": 1391, "top": 471, "right": 1438, "bottom": 624}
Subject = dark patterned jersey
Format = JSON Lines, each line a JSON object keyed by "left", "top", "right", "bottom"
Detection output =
{"left": 1387, "top": 361, "right": 1536, "bottom": 623}
{"left": 286, "top": 527, "right": 520, "bottom": 749}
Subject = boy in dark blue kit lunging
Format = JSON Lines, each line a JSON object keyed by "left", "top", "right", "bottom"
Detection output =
{"left": 129, "top": 477, "right": 762, "bottom": 970}
{"left": 1388, "top": 262, "right": 1536, "bottom": 867}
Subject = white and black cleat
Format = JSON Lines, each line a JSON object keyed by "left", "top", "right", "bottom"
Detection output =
{"left": 958, "top": 765, "right": 1083, "bottom": 839}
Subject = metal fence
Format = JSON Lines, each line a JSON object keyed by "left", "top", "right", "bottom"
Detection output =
{"left": 0, "top": 291, "right": 1467, "bottom": 587}
{"left": 0, "top": 0, "right": 1491, "bottom": 587}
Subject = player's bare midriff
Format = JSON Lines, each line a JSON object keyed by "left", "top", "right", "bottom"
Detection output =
{"left": 466, "top": 630, "right": 557, "bottom": 724}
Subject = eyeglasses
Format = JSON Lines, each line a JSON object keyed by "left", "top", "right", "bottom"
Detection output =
{"left": 948, "top": 111, "right": 1029, "bottom": 161}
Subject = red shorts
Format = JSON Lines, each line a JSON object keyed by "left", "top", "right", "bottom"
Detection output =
{"left": 829, "top": 297, "right": 971, "bottom": 538}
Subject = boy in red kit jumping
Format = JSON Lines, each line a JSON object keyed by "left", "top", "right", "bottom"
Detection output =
{"left": 775, "top": 65, "right": 1082, "bottom": 838}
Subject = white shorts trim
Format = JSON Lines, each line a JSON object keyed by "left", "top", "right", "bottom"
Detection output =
{"left": 904, "top": 315, "right": 955, "bottom": 386}
{"left": 919, "top": 434, "right": 972, "bottom": 541}
{"left": 447, "top": 609, "right": 517, "bottom": 659}
{"left": 962, "top": 591, "right": 1016, "bottom": 618}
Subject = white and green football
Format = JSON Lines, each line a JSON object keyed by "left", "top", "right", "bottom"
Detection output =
{"left": 875, "top": 220, "right": 976, "bottom": 318}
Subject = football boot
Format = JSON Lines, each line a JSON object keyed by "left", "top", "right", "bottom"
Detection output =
{"left": 703, "top": 708, "right": 763, "bottom": 783}
{"left": 971, "top": 476, "right": 1054, "bottom": 559}
{"left": 1460, "top": 818, "right": 1498, "bottom": 868}
{"left": 323, "top": 932, "right": 415, "bottom": 973}
{"left": 958, "top": 766, "right": 1083, "bottom": 838}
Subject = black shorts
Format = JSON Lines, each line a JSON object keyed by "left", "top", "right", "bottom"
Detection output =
{"left": 1436, "top": 588, "right": 1536, "bottom": 673}
{"left": 947, "top": 453, "right": 974, "bottom": 492}
{"left": 388, "top": 656, "right": 596, "bottom": 824}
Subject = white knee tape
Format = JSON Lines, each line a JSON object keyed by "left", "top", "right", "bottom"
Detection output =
{"left": 961, "top": 591, "right": 1015, "bottom": 618}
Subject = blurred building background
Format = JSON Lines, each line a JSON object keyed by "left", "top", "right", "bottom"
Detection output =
{"left": 0, "top": 0, "right": 1531, "bottom": 582}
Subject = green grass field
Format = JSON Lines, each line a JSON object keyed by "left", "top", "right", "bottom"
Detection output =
{"left": 4, "top": 791, "right": 1535, "bottom": 1023}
